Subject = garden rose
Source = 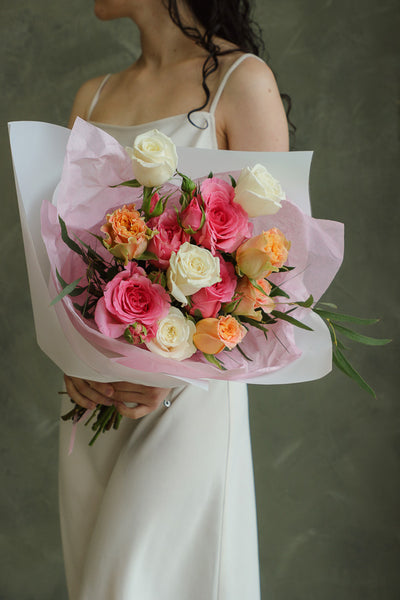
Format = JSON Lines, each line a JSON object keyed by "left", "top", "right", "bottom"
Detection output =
{"left": 147, "top": 208, "right": 190, "bottom": 269}
{"left": 234, "top": 164, "right": 285, "bottom": 217}
{"left": 217, "top": 315, "right": 247, "bottom": 349}
{"left": 232, "top": 277, "right": 275, "bottom": 321}
{"left": 145, "top": 307, "right": 196, "bottom": 360}
{"left": 167, "top": 242, "right": 221, "bottom": 305}
{"left": 193, "top": 315, "right": 246, "bottom": 355}
{"left": 125, "top": 129, "right": 178, "bottom": 187}
{"left": 195, "top": 177, "right": 253, "bottom": 252}
{"left": 190, "top": 255, "right": 237, "bottom": 318}
{"left": 94, "top": 262, "right": 170, "bottom": 338}
{"left": 236, "top": 228, "right": 291, "bottom": 280}
{"left": 101, "top": 204, "right": 154, "bottom": 265}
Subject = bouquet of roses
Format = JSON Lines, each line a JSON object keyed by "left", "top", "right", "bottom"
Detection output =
{"left": 10, "top": 119, "right": 389, "bottom": 446}
{"left": 49, "top": 132, "right": 304, "bottom": 367}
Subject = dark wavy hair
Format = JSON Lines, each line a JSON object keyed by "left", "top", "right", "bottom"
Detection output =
{"left": 165, "top": 0, "right": 294, "bottom": 132}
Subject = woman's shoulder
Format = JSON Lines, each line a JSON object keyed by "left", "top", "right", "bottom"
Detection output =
{"left": 220, "top": 52, "right": 278, "bottom": 96}
{"left": 214, "top": 52, "right": 289, "bottom": 151}
{"left": 68, "top": 74, "right": 112, "bottom": 127}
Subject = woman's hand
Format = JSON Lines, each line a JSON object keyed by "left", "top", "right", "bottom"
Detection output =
{"left": 64, "top": 375, "right": 170, "bottom": 419}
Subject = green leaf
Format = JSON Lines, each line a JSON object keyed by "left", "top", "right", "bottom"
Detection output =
{"left": 136, "top": 251, "right": 159, "bottom": 261}
{"left": 239, "top": 316, "right": 265, "bottom": 328}
{"left": 73, "top": 234, "right": 105, "bottom": 262}
{"left": 55, "top": 270, "right": 87, "bottom": 297}
{"left": 333, "top": 348, "right": 376, "bottom": 397}
{"left": 236, "top": 344, "right": 252, "bottom": 361}
{"left": 278, "top": 265, "right": 295, "bottom": 272}
{"left": 59, "top": 217, "right": 84, "bottom": 256}
{"left": 50, "top": 274, "right": 82, "bottom": 306}
{"left": 202, "top": 352, "right": 227, "bottom": 370}
{"left": 331, "top": 322, "right": 391, "bottom": 346}
{"left": 249, "top": 278, "right": 270, "bottom": 297}
{"left": 294, "top": 295, "right": 314, "bottom": 308}
{"left": 207, "top": 171, "right": 213, "bottom": 179}
{"left": 314, "top": 308, "right": 380, "bottom": 325}
{"left": 229, "top": 175, "right": 237, "bottom": 188}
{"left": 239, "top": 316, "right": 272, "bottom": 333}
{"left": 317, "top": 301, "right": 338, "bottom": 309}
{"left": 271, "top": 310, "right": 313, "bottom": 331}
{"left": 89, "top": 232, "right": 106, "bottom": 244}
{"left": 269, "top": 283, "right": 290, "bottom": 299}
{"left": 109, "top": 179, "right": 141, "bottom": 188}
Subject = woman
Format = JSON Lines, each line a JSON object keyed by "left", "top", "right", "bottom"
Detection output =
{"left": 61, "top": 0, "right": 289, "bottom": 598}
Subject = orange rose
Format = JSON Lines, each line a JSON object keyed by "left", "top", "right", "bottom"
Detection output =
{"left": 101, "top": 204, "right": 154, "bottom": 264}
{"left": 193, "top": 318, "right": 225, "bottom": 355}
{"left": 233, "top": 277, "right": 275, "bottom": 321}
{"left": 236, "top": 228, "right": 290, "bottom": 280}
{"left": 217, "top": 315, "right": 247, "bottom": 349}
{"left": 193, "top": 315, "right": 246, "bottom": 355}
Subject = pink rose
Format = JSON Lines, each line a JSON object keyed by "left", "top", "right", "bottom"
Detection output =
{"left": 94, "top": 262, "right": 170, "bottom": 338}
{"left": 190, "top": 255, "right": 237, "bottom": 318}
{"left": 180, "top": 197, "right": 204, "bottom": 232}
{"left": 195, "top": 177, "right": 253, "bottom": 253}
{"left": 147, "top": 208, "right": 190, "bottom": 269}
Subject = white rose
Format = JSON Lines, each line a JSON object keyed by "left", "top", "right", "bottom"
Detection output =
{"left": 145, "top": 307, "right": 196, "bottom": 361}
{"left": 234, "top": 164, "right": 286, "bottom": 217}
{"left": 125, "top": 129, "right": 178, "bottom": 187}
{"left": 167, "top": 242, "right": 221, "bottom": 306}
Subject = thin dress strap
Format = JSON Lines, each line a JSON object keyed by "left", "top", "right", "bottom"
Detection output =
{"left": 209, "top": 53, "right": 264, "bottom": 114}
{"left": 87, "top": 74, "right": 112, "bottom": 121}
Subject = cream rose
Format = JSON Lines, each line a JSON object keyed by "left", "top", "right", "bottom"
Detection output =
{"left": 125, "top": 129, "right": 178, "bottom": 187}
{"left": 167, "top": 242, "right": 221, "bottom": 305}
{"left": 145, "top": 307, "right": 196, "bottom": 360}
{"left": 234, "top": 164, "right": 285, "bottom": 217}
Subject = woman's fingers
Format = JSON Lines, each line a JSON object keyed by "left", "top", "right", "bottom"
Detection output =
{"left": 63, "top": 375, "right": 114, "bottom": 409}
{"left": 114, "top": 402, "right": 154, "bottom": 420}
{"left": 111, "top": 384, "right": 170, "bottom": 420}
{"left": 64, "top": 377, "right": 170, "bottom": 420}
{"left": 111, "top": 383, "right": 169, "bottom": 406}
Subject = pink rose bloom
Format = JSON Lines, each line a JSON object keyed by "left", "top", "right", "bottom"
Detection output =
{"left": 190, "top": 255, "right": 237, "bottom": 318}
{"left": 147, "top": 208, "right": 190, "bottom": 269}
{"left": 94, "top": 262, "right": 170, "bottom": 338}
{"left": 180, "top": 196, "right": 203, "bottom": 232}
{"left": 195, "top": 177, "right": 253, "bottom": 253}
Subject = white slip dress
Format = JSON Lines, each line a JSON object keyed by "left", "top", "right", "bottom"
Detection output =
{"left": 59, "top": 53, "right": 261, "bottom": 600}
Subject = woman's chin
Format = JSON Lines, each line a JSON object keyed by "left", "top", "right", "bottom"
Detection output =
{"left": 93, "top": 1, "right": 117, "bottom": 21}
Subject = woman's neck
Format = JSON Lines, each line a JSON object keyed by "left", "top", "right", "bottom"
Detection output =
{"left": 133, "top": 3, "right": 205, "bottom": 68}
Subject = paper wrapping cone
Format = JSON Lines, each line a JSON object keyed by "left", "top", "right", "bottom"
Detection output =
{"left": 9, "top": 120, "right": 342, "bottom": 387}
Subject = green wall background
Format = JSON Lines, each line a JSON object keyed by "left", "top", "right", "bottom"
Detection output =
{"left": 1, "top": 1, "right": 399, "bottom": 598}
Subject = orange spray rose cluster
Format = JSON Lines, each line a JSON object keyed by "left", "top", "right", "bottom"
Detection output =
{"left": 101, "top": 204, "right": 155, "bottom": 265}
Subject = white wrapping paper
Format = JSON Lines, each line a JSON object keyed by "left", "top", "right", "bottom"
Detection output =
{"left": 9, "top": 120, "right": 340, "bottom": 388}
